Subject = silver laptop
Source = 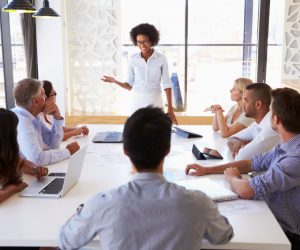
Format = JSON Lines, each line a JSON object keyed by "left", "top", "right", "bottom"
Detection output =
{"left": 92, "top": 131, "right": 123, "bottom": 143}
{"left": 176, "top": 178, "right": 239, "bottom": 202}
{"left": 20, "top": 146, "right": 87, "bottom": 198}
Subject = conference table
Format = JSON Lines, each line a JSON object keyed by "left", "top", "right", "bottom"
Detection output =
{"left": 0, "top": 125, "right": 291, "bottom": 250}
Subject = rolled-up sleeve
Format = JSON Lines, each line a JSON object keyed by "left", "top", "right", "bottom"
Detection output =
{"left": 160, "top": 56, "right": 172, "bottom": 89}
{"left": 249, "top": 155, "right": 300, "bottom": 200}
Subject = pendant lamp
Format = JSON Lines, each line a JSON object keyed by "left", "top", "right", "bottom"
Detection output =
{"left": 2, "top": 0, "right": 36, "bottom": 13}
{"left": 32, "top": 0, "right": 59, "bottom": 18}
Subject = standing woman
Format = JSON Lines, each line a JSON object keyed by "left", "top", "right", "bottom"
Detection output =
{"left": 0, "top": 108, "right": 48, "bottom": 203}
{"left": 101, "top": 23, "right": 178, "bottom": 124}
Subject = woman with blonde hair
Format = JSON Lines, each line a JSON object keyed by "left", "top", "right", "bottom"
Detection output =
{"left": 205, "top": 78, "right": 254, "bottom": 138}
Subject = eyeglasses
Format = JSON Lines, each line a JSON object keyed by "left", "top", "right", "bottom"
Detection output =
{"left": 137, "top": 41, "right": 151, "bottom": 46}
{"left": 48, "top": 92, "right": 57, "bottom": 97}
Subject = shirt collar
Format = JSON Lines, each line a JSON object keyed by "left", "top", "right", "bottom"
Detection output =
{"left": 14, "top": 106, "right": 36, "bottom": 122}
{"left": 279, "top": 134, "right": 300, "bottom": 153}
{"left": 137, "top": 49, "right": 158, "bottom": 59}
{"left": 258, "top": 111, "right": 271, "bottom": 128}
{"left": 131, "top": 172, "right": 166, "bottom": 182}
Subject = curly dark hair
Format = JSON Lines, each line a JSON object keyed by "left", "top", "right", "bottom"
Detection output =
{"left": 130, "top": 23, "right": 160, "bottom": 47}
{"left": 0, "top": 108, "right": 22, "bottom": 187}
{"left": 43, "top": 80, "right": 54, "bottom": 98}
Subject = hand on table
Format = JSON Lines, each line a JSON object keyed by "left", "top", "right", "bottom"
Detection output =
{"left": 185, "top": 164, "right": 208, "bottom": 176}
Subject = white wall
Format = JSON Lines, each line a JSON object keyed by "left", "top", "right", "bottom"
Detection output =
{"left": 35, "top": 0, "right": 67, "bottom": 115}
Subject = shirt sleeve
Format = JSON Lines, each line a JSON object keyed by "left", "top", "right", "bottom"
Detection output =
{"left": 39, "top": 117, "right": 65, "bottom": 148}
{"left": 249, "top": 155, "right": 300, "bottom": 200}
{"left": 235, "top": 128, "right": 279, "bottom": 161}
{"left": 17, "top": 116, "right": 70, "bottom": 166}
{"left": 127, "top": 57, "right": 135, "bottom": 86}
{"left": 59, "top": 193, "right": 107, "bottom": 249}
{"left": 202, "top": 195, "right": 234, "bottom": 244}
{"left": 160, "top": 55, "right": 173, "bottom": 89}
{"left": 230, "top": 124, "right": 255, "bottom": 141}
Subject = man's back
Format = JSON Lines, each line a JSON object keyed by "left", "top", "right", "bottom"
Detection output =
{"left": 59, "top": 173, "right": 233, "bottom": 250}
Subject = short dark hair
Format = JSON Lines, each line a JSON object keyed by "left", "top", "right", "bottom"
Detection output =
{"left": 43, "top": 80, "right": 53, "bottom": 98}
{"left": 130, "top": 23, "right": 160, "bottom": 47}
{"left": 14, "top": 78, "right": 42, "bottom": 108}
{"left": 246, "top": 83, "right": 272, "bottom": 107}
{"left": 271, "top": 88, "right": 300, "bottom": 133}
{"left": 123, "top": 106, "right": 172, "bottom": 171}
{"left": 0, "top": 108, "right": 22, "bottom": 187}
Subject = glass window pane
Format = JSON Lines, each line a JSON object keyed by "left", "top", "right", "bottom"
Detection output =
{"left": 189, "top": 0, "right": 255, "bottom": 44}
{"left": 187, "top": 46, "right": 257, "bottom": 113}
{"left": 10, "top": 14, "right": 26, "bottom": 82}
{"left": 187, "top": 0, "right": 259, "bottom": 113}
{"left": 121, "top": 0, "right": 185, "bottom": 44}
{"left": 266, "top": 0, "right": 285, "bottom": 88}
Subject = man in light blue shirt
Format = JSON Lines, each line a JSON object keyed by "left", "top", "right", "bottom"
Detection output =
{"left": 186, "top": 88, "right": 300, "bottom": 250}
{"left": 12, "top": 78, "right": 80, "bottom": 166}
{"left": 59, "top": 107, "right": 233, "bottom": 250}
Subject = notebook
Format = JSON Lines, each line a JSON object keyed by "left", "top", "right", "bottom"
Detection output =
{"left": 92, "top": 131, "right": 123, "bottom": 143}
{"left": 173, "top": 126, "right": 202, "bottom": 138}
{"left": 176, "top": 178, "right": 238, "bottom": 202}
{"left": 20, "top": 146, "right": 87, "bottom": 198}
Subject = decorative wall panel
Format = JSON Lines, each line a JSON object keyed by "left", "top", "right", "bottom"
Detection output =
{"left": 282, "top": 0, "right": 300, "bottom": 79}
{"left": 65, "top": 0, "right": 123, "bottom": 114}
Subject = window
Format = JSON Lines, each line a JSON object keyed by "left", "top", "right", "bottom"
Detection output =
{"left": 120, "top": 0, "right": 278, "bottom": 114}
{"left": 266, "top": 0, "right": 284, "bottom": 87}
{"left": 10, "top": 14, "right": 26, "bottom": 82}
{"left": 0, "top": 6, "right": 26, "bottom": 109}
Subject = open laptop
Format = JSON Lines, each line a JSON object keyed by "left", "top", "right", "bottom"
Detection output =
{"left": 176, "top": 178, "right": 238, "bottom": 202}
{"left": 20, "top": 146, "right": 87, "bottom": 198}
{"left": 92, "top": 131, "right": 123, "bottom": 143}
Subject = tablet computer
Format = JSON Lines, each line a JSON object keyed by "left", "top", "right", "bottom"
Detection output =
{"left": 192, "top": 144, "right": 223, "bottom": 160}
{"left": 173, "top": 126, "right": 202, "bottom": 138}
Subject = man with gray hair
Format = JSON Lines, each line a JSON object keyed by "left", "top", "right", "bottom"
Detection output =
{"left": 12, "top": 78, "right": 80, "bottom": 165}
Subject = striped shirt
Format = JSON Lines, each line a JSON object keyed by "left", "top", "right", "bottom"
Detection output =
{"left": 249, "top": 134, "right": 300, "bottom": 235}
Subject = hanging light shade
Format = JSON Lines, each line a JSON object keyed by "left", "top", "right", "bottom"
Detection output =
{"left": 32, "top": 0, "right": 60, "bottom": 18}
{"left": 2, "top": 0, "right": 36, "bottom": 13}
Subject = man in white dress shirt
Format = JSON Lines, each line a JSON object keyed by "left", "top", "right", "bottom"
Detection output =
{"left": 228, "top": 83, "right": 279, "bottom": 160}
{"left": 12, "top": 78, "right": 80, "bottom": 166}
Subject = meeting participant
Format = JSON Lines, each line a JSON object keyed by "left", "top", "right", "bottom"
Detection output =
{"left": 101, "top": 23, "right": 178, "bottom": 124}
{"left": 59, "top": 107, "right": 233, "bottom": 250}
{"left": 205, "top": 77, "right": 254, "bottom": 138}
{"left": 42, "top": 80, "right": 89, "bottom": 141}
{"left": 0, "top": 108, "right": 48, "bottom": 203}
{"left": 186, "top": 88, "right": 300, "bottom": 250}
{"left": 227, "top": 83, "right": 279, "bottom": 160}
{"left": 12, "top": 78, "right": 80, "bottom": 166}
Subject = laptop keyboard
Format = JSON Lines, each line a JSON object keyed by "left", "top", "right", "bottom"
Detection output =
{"left": 39, "top": 178, "right": 64, "bottom": 194}
{"left": 105, "top": 132, "right": 122, "bottom": 141}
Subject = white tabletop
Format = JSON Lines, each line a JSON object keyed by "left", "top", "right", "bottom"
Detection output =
{"left": 0, "top": 125, "right": 290, "bottom": 249}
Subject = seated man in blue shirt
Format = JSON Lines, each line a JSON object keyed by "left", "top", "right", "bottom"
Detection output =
{"left": 12, "top": 78, "right": 80, "bottom": 166}
{"left": 186, "top": 87, "right": 300, "bottom": 250}
{"left": 59, "top": 106, "right": 233, "bottom": 250}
